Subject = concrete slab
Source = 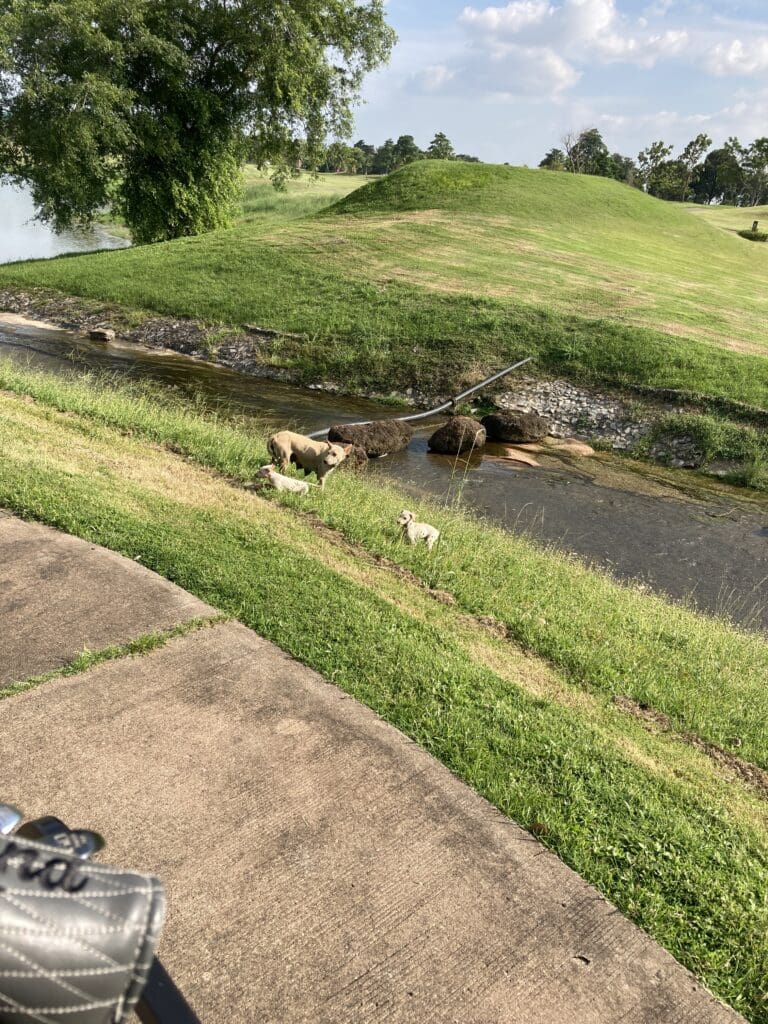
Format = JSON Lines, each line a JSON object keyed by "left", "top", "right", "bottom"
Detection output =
{"left": 0, "top": 622, "right": 743, "bottom": 1024}
{"left": 0, "top": 513, "right": 215, "bottom": 685}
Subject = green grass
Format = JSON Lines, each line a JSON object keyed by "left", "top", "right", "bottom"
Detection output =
{"left": 0, "top": 615, "right": 224, "bottom": 699}
{"left": 689, "top": 202, "right": 768, "bottom": 239}
{"left": 2, "top": 162, "right": 768, "bottom": 408}
{"left": 1, "top": 366, "right": 767, "bottom": 1020}
{"left": 2, "top": 359, "right": 767, "bottom": 765}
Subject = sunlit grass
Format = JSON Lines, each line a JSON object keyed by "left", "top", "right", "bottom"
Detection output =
{"left": 2, "top": 162, "right": 767, "bottom": 408}
{"left": 1, "top": 365, "right": 767, "bottom": 1021}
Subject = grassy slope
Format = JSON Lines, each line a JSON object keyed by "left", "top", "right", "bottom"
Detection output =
{"left": 2, "top": 162, "right": 768, "bottom": 408}
{"left": 1, "top": 365, "right": 767, "bottom": 1021}
{"left": 690, "top": 202, "right": 768, "bottom": 239}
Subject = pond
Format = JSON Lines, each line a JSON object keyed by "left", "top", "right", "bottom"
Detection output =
{"left": 0, "top": 183, "right": 130, "bottom": 265}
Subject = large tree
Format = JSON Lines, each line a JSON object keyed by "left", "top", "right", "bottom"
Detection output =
{"left": 392, "top": 134, "right": 422, "bottom": 168}
{"left": 426, "top": 131, "right": 454, "bottom": 160}
{"left": 0, "top": 0, "right": 395, "bottom": 243}
{"left": 678, "top": 133, "right": 712, "bottom": 201}
{"left": 691, "top": 147, "right": 743, "bottom": 205}
{"left": 740, "top": 137, "right": 768, "bottom": 206}
{"left": 636, "top": 140, "right": 673, "bottom": 193}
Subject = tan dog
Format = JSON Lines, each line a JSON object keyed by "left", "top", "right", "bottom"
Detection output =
{"left": 267, "top": 431, "right": 352, "bottom": 489}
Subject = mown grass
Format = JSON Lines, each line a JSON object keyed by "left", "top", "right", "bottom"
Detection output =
{"left": 2, "top": 362, "right": 767, "bottom": 765}
{"left": 2, "top": 162, "right": 767, "bottom": 408}
{"left": 97, "top": 166, "right": 369, "bottom": 238}
{"left": 690, "top": 203, "right": 768, "bottom": 239}
{"left": 0, "top": 369, "right": 767, "bottom": 1020}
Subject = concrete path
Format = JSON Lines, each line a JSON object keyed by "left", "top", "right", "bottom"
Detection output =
{"left": 0, "top": 514, "right": 744, "bottom": 1023}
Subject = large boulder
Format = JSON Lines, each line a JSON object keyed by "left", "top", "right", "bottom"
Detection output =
{"left": 428, "top": 416, "right": 486, "bottom": 454}
{"left": 328, "top": 419, "right": 413, "bottom": 458}
{"left": 481, "top": 411, "right": 550, "bottom": 443}
{"left": 338, "top": 444, "right": 369, "bottom": 473}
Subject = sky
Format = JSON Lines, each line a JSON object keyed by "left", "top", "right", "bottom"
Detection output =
{"left": 352, "top": 0, "right": 768, "bottom": 164}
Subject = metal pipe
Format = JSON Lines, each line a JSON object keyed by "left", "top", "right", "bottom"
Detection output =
{"left": 307, "top": 356, "right": 532, "bottom": 439}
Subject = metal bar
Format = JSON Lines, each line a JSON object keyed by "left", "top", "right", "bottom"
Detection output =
{"left": 307, "top": 356, "right": 532, "bottom": 439}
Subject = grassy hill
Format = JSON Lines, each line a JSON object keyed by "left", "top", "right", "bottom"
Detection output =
{"left": 2, "top": 161, "right": 768, "bottom": 407}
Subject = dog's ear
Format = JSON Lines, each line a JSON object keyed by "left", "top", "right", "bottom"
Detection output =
{"left": 343, "top": 444, "right": 353, "bottom": 454}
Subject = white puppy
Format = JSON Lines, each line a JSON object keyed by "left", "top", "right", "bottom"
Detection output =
{"left": 257, "top": 464, "right": 310, "bottom": 495}
{"left": 397, "top": 510, "right": 440, "bottom": 551}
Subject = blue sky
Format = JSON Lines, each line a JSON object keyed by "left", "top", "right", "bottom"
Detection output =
{"left": 352, "top": 0, "right": 768, "bottom": 164}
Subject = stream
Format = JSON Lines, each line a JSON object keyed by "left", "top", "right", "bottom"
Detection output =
{"left": 1, "top": 316, "right": 766, "bottom": 633}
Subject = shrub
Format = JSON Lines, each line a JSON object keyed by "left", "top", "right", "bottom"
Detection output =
{"left": 737, "top": 229, "right": 768, "bottom": 242}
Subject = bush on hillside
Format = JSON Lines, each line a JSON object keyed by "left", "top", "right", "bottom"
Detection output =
{"left": 737, "top": 229, "right": 768, "bottom": 242}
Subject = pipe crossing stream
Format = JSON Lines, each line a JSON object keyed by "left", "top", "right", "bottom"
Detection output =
{"left": 1, "top": 317, "right": 766, "bottom": 633}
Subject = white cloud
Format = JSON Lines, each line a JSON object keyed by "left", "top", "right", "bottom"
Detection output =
{"left": 460, "top": 0, "right": 555, "bottom": 34}
{"left": 705, "top": 37, "right": 768, "bottom": 76}
{"left": 597, "top": 89, "right": 768, "bottom": 144}
{"left": 412, "top": 0, "right": 768, "bottom": 108}
{"left": 421, "top": 0, "right": 698, "bottom": 104}
{"left": 421, "top": 64, "right": 456, "bottom": 91}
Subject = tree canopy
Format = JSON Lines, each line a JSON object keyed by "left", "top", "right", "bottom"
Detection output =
{"left": 0, "top": 0, "right": 395, "bottom": 242}
{"left": 540, "top": 127, "right": 768, "bottom": 206}
{"left": 317, "top": 131, "right": 479, "bottom": 174}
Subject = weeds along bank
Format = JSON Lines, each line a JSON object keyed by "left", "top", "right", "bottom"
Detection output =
{"left": 1, "top": 362, "right": 767, "bottom": 1022}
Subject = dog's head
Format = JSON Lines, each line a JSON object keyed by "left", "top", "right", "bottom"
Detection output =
{"left": 397, "top": 510, "right": 414, "bottom": 527}
{"left": 323, "top": 442, "right": 352, "bottom": 469}
{"left": 257, "top": 464, "right": 274, "bottom": 477}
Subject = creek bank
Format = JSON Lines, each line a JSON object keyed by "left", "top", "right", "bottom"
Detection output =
{"left": 1, "top": 286, "right": 765, "bottom": 484}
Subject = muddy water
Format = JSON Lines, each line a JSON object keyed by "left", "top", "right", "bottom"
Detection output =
{"left": 1, "top": 317, "right": 766, "bottom": 632}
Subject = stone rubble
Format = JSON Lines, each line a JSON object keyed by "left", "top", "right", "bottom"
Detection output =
{"left": 492, "top": 377, "right": 649, "bottom": 450}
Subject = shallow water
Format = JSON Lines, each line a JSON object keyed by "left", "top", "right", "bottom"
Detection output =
{"left": 0, "top": 184, "right": 130, "bottom": 264}
{"left": 1, "top": 317, "right": 766, "bottom": 631}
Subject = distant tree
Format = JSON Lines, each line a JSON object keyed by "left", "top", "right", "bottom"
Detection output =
{"left": 322, "top": 141, "right": 365, "bottom": 174}
{"left": 691, "top": 146, "right": 743, "bottom": 204}
{"left": 648, "top": 159, "right": 688, "bottom": 201}
{"left": 561, "top": 129, "right": 585, "bottom": 174}
{"left": 608, "top": 153, "right": 638, "bottom": 186}
{"left": 373, "top": 138, "right": 397, "bottom": 174}
{"left": 392, "top": 134, "right": 423, "bottom": 168}
{"left": 741, "top": 138, "right": 768, "bottom": 206}
{"left": 637, "top": 141, "right": 674, "bottom": 193}
{"left": 455, "top": 153, "right": 481, "bottom": 163}
{"left": 574, "top": 129, "right": 612, "bottom": 176}
{"left": 427, "top": 132, "right": 455, "bottom": 160}
{"left": 0, "top": 0, "right": 395, "bottom": 244}
{"left": 539, "top": 148, "right": 567, "bottom": 171}
{"left": 678, "top": 133, "right": 712, "bottom": 201}
{"left": 559, "top": 128, "right": 612, "bottom": 176}
{"left": 353, "top": 140, "right": 377, "bottom": 174}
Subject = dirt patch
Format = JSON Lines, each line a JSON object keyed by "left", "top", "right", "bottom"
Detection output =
{"left": 612, "top": 695, "right": 768, "bottom": 797}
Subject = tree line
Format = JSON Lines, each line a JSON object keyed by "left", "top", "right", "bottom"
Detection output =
{"left": 314, "top": 133, "right": 480, "bottom": 174}
{"left": 539, "top": 129, "right": 768, "bottom": 206}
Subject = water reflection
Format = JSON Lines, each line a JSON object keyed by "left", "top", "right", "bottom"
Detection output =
{"left": 0, "top": 183, "right": 130, "bottom": 264}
